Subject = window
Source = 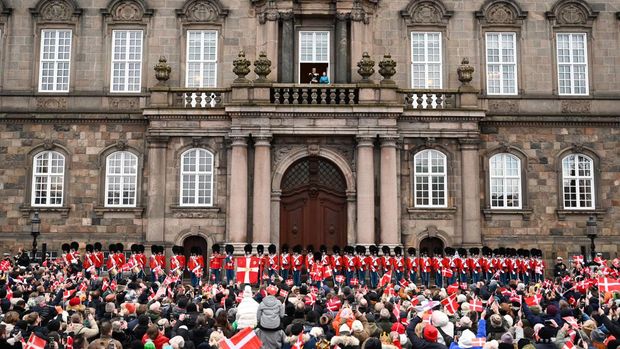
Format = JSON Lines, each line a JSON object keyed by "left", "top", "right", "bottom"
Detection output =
{"left": 180, "top": 149, "right": 214, "bottom": 206}
{"left": 111, "top": 30, "right": 143, "bottom": 93}
{"left": 299, "top": 31, "right": 329, "bottom": 83}
{"left": 39, "top": 29, "right": 72, "bottom": 92}
{"left": 186, "top": 30, "right": 218, "bottom": 88}
{"left": 105, "top": 151, "right": 138, "bottom": 207}
{"left": 557, "top": 33, "right": 588, "bottom": 95}
{"left": 562, "top": 154, "right": 594, "bottom": 209}
{"left": 489, "top": 153, "right": 521, "bottom": 208}
{"left": 414, "top": 149, "right": 447, "bottom": 207}
{"left": 486, "top": 32, "right": 517, "bottom": 95}
{"left": 410, "top": 32, "right": 442, "bottom": 89}
{"left": 32, "top": 151, "right": 65, "bottom": 206}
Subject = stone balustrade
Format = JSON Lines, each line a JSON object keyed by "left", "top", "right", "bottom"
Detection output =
{"left": 271, "top": 84, "right": 358, "bottom": 105}
{"left": 172, "top": 88, "right": 231, "bottom": 108}
{"left": 401, "top": 90, "right": 458, "bottom": 109}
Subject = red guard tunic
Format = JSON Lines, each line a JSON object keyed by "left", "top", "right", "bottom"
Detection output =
{"left": 367, "top": 255, "right": 382, "bottom": 273}
{"left": 310, "top": 262, "right": 324, "bottom": 282}
{"left": 344, "top": 255, "right": 356, "bottom": 272}
{"left": 188, "top": 255, "right": 204, "bottom": 277}
{"left": 83, "top": 253, "right": 95, "bottom": 273}
{"left": 94, "top": 251, "right": 104, "bottom": 269}
{"left": 209, "top": 252, "right": 223, "bottom": 270}
{"left": 406, "top": 256, "right": 418, "bottom": 275}
{"left": 136, "top": 253, "right": 147, "bottom": 270}
{"left": 280, "top": 252, "right": 291, "bottom": 271}
{"left": 224, "top": 254, "right": 235, "bottom": 272}
{"left": 331, "top": 254, "right": 343, "bottom": 274}
{"left": 149, "top": 254, "right": 163, "bottom": 277}
{"left": 170, "top": 255, "right": 186, "bottom": 275}
{"left": 291, "top": 254, "right": 304, "bottom": 271}
{"left": 267, "top": 254, "right": 280, "bottom": 272}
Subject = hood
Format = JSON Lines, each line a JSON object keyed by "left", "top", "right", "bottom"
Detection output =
{"left": 330, "top": 335, "right": 360, "bottom": 347}
{"left": 261, "top": 295, "right": 281, "bottom": 307}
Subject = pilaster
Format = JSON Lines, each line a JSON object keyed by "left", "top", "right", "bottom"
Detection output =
{"left": 459, "top": 138, "right": 482, "bottom": 245}
{"left": 146, "top": 136, "right": 169, "bottom": 244}
{"left": 380, "top": 136, "right": 399, "bottom": 245}
{"left": 252, "top": 135, "right": 272, "bottom": 244}
{"left": 229, "top": 135, "right": 249, "bottom": 243}
{"left": 356, "top": 136, "right": 375, "bottom": 244}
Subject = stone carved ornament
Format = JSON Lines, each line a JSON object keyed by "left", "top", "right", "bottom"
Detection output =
{"left": 561, "top": 100, "right": 591, "bottom": 114}
{"left": 486, "top": 3, "right": 515, "bottom": 24}
{"left": 184, "top": 1, "right": 220, "bottom": 22}
{"left": 557, "top": 3, "right": 587, "bottom": 25}
{"left": 412, "top": 3, "right": 442, "bottom": 24}
{"left": 112, "top": 2, "right": 142, "bottom": 21}
{"left": 41, "top": 0, "right": 72, "bottom": 21}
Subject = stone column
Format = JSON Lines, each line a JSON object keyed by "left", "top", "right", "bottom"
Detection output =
{"left": 146, "top": 136, "right": 168, "bottom": 243}
{"left": 335, "top": 13, "right": 349, "bottom": 83}
{"left": 356, "top": 136, "right": 375, "bottom": 244}
{"left": 380, "top": 136, "right": 399, "bottom": 245}
{"left": 229, "top": 136, "right": 248, "bottom": 243}
{"left": 460, "top": 138, "right": 482, "bottom": 245}
{"left": 280, "top": 12, "right": 295, "bottom": 83}
{"left": 258, "top": 5, "right": 280, "bottom": 81}
{"left": 252, "top": 136, "right": 271, "bottom": 243}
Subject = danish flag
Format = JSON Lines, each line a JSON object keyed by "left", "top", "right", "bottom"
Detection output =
{"left": 525, "top": 293, "right": 542, "bottom": 306}
{"left": 597, "top": 277, "right": 620, "bottom": 293}
{"left": 442, "top": 267, "right": 453, "bottom": 278}
{"left": 236, "top": 257, "right": 260, "bottom": 284}
{"left": 379, "top": 270, "right": 392, "bottom": 287}
{"left": 572, "top": 255, "right": 584, "bottom": 265}
{"left": 441, "top": 294, "right": 459, "bottom": 314}
{"left": 470, "top": 338, "right": 486, "bottom": 347}
{"left": 562, "top": 340, "right": 574, "bottom": 349}
{"left": 292, "top": 333, "right": 304, "bottom": 349}
{"left": 446, "top": 283, "right": 459, "bottom": 295}
{"left": 279, "top": 289, "right": 289, "bottom": 298}
{"left": 335, "top": 275, "right": 346, "bottom": 284}
{"left": 326, "top": 297, "right": 342, "bottom": 312}
{"left": 25, "top": 334, "right": 47, "bottom": 349}
{"left": 469, "top": 298, "right": 484, "bottom": 312}
{"left": 219, "top": 327, "right": 262, "bottom": 349}
{"left": 304, "top": 292, "right": 317, "bottom": 306}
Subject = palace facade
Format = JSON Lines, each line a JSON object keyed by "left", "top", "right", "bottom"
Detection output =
{"left": 0, "top": 0, "right": 618, "bottom": 263}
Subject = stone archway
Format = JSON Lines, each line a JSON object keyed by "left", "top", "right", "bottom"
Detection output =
{"left": 271, "top": 146, "right": 356, "bottom": 245}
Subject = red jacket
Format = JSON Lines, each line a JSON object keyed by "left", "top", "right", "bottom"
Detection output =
{"left": 209, "top": 253, "right": 223, "bottom": 269}
{"left": 142, "top": 332, "right": 169, "bottom": 349}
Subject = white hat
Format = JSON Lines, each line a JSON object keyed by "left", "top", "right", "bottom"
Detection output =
{"left": 339, "top": 324, "right": 351, "bottom": 334}
{"left": 351, "top": 320, "right": 363, "bottom": 332}
{"left": 169, "top": 336, "right": 185, "bottom": 349}
{"left": 243, "top": 285, "right": 252, "bottom": 298}
{"left": 458, "top": 329, "right": 476, "bottom": 348}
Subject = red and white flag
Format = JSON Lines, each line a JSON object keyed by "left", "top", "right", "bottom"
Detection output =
{"left": 292, "top": 333, "right": 304, "bottom": 349}
{"left": 442, "top": 267, "right": 453, "bottom": 278}
{"left": 470, "top": 338, "right": 486, "bottom": 347}
{"left": 446, "top": 283, "right": 459, "bottom": 295}
{"left": 441, "top": 294, "right": 459, "bottom": 314}
{"left": 379, "top": 270, "right": 392, "bottom": 288}
{"left": 304, "top": 292, "right": 317, "bottom": 306}
{"left": 525, "top": 293, "right": 542, "bottom": 306}
{"left": 597, "top": 277, "right": 620, "bottom": 293}
{"left": 326, "top": 297, "right": 342, "bottom": 312}
{"left": 25, "top": 334, "right": 47, "bottom": 349}
{"left": 219, "top": 327, "right": 262, "bottom": 349}
{"left": 562, "top": 340, "right": 574, "bottom": 349}
{"left": 469, "top": 298, "right": 484, "bottom": 312}
{"left": 335, "top": 275, "right": 346, "bottom": 284}
{"left": 279, "top": 289, "right": 289, "bottom": 298}
{"left": 236, "top": 257, "right": 260, "bottom": 284}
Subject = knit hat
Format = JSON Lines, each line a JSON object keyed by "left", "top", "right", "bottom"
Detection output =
{"left": 458, "top": 316, "right": 472, "bottom": 328}
{"left": 458, "top": 329, "right": 476, "bottom": 348}
{"left": 461, "top": 302, "right": 471, "bottom": 312}
{"left": 351, "top": 320, "right": 363, "bottom": 332}
{"left": 545, "top": 304, "right": 558, "bottom": 317}
{"left": 68, "top": 297, "right": 80, "bottom": 307}
{"left": 500, "top": 332, "right": 514, "bottom": 344}
{"left": 591, "top": 329, "right": 606, "bottom": 343}
{"left": 380, "top": 308, "right": 390, "bottom": 319}
{"left": 149, "top": 301, "right": 161, "bottom": 312}
{"left": 243, "top": 285, "right": 252, "bottom": 298}
{"left": 391, "top": 322, "right": 406, "bottom": 334}
{"left": 169, "top": 336, "right": 185, "bottom": 349}
{"left": 144, "top": 341, "right": 156, "bottom": 349}
{"left": 105, "top": 303, "right": 116, "bottom": 313}
{"left": 339, "top": 324, "right": 351, "bottom": 334}
{"left": 503, "top": 315, "right": 514, "bottom": 328}
{"left": 266, "top": 285, "right": 278, "bottom": 296}
{"left": 123, "top": 302, "right": 136, "bottom": 315}
{"left": 490, "top": 314, "right": 503, "bottom": 327}
{"left": 424, "top": 325, "right": 439, "bottom": 342}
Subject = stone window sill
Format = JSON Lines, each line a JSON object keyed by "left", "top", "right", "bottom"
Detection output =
{"left": 482, "top": 208, "right": 533, "bottom": 221}
{"left": 169, "top": 205, "right": 221, "bottom": 218}
{"left": 94, "top": 206, "right": 144, "bottom": 218}
{"left": 556, "top": 208, "right": 606, "bottom": 221}
{"left": 407, "top": 207, "right": 456, "bottom": 220}
{"left": 20, "top": 205, "right": 70, "bottom": 218}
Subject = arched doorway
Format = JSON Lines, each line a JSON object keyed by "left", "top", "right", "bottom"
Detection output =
{"left": 183, "top": 235, "right": 208, "bottom": 276}
{"left": 280, "top": 156, "right": 347, "bottom": 248}
{"left": 419, "top": 237, "right": 444, "bottom": 256}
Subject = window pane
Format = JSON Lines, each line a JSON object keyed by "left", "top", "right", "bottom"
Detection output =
{"left": 557, "top": 33, "right": 588, "bottom": 95}
{"left": 486, "top": 32, "right": 516, "bottom": 95}
{"left": 411, "top": 32, "right": 442, "bottom": 88}
{"left": 111, "top": 30, "right": 143, "bottom": 92}
{"left": 561, "top": 154, "right": 594, "bottom": 209}
{"left": 39, "top": 30, "right": 72, "bottom": 92}
{"left": 180, "top": 149, "right": 214, "bottom": 206}
{"left": 32, "top": 151, "right": 64, "bottom": 206}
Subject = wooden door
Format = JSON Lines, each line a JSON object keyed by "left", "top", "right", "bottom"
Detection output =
{"left": 419, "top": 237, "right": 444, "bottom": 257}
{"left": 280, "top": 157, "right": 347, "bottom": 248}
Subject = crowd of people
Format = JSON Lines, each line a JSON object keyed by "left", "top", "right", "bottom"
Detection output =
{"left": 0, "top": 242, "right": 619, "bottom": 349}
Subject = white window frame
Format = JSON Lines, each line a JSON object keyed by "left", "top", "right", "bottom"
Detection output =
{"left": 110, "top": 30, "right": 143, "bottom": 93}
{"left": 413, "top": 149, "right": 447, "bottom": 208}
{"left": 410, "top": 32, "right": 442, "bottom": 89}
{"left": 185, "top": 30, "right": 218, "bottom": 88}
{"left": 562, "top": 154, "right": 595, "bottom": 209}
{"left": 31, "top": 151, "right": 65, "bottom": 207}
{"left": 489, "top": 153, "right": 522, "bottom": 209}
{"left": 485, "top": 32, "right": 518, "bottom": 95}
{"left": 105, "top": 151, "right": 138, "bottom": 207}
{"left": 38, "top": 29, "right": 72, "bottom": 92}
{"left": 180, "top": 148, "right": 214, "bottom": 207}
{"left": 298, "top": 31, "right": 330, "bottom": 83}
{"left": 556, "top": 33, "right": 589, "bottom": 96}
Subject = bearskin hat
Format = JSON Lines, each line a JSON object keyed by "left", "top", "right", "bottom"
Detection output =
{"left": 212, "top": 244, "right": 221, "bottom": 254}
{"left": 420, "top": 247, "right": 428, "bottom": 256}
{"left": 116, "top": 243, "right": 124, "bottom": 253}
{"left": 382, "top": 246, "right": 391, "bottom": 256}
{"left": 469, "top": 247, "right": 480, "bottom": 256}
{"left": 281, "top": 244, "right": 289, "bottom": 253}
{"left": 407, "top": 247, "right": 416, "bottom": 256}
{"left": 268, "top": 244, "right": 276, "bottom": 254}
{"left": 433, "top": 247, "right": 442, "bottom": 257}
{"left": 225, "top": 244, "right": 234, "bottom": 254}
{"left": 394, "top": 246, "right": 402, "bottom": 256}
{"left": 62, "top": 243, "right": 71, "bottom": 253}
{"left": 257, "top": 244, "right": 264, "bottom": 255}
{"left": 319, "top": 245, "right": 327, "bottom": 253}
{"left": 151, "top": 245, "right": 158, "bottom": 254}
{"left": 244, "top": 244, "right": 252, "bottom": 254}
{"left": 458, "top": 248, "right": 467, "bottom": 257}
{"left": 293, "top": 245, "right": 302, "bottom": 254}
{"left": 314, "top": 252, "right": 322, "bottom": 262}
{"left": 94, "top": 242, "right": 102, "bottom": 251}
{"left": 332, "top": 245, "right": 340, "bottom": 254}
{"left": 369, "top": 245, "right": 378, "bottom": 255}
{"left": 70, "top": 241, "right": 79, "bottom": 251}
{"left": 191, "top": 246, "right": 202, "bottom": 255}
{"left": 85, "top": 244, "right": 93, "bottom": 253}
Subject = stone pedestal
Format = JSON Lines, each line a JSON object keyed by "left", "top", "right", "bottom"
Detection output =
{"left": 252, "top": 136, "right": 271, "bottom": 244}
{"left": 380, "top": 136, "right": 399, "bottom": 245}
{"left": 229, "top": 136, "right": 248, "bottom": 243}
{"left": 146, "top": 136, "right": 168, "bottom": 243}
{"left": 460, "top": 138, "right": 481, "bottom": 245}
{"left": 356, "top": 136, "right": 375, "bottom": 244}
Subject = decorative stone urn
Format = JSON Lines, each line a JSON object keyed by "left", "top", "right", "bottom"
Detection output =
{"left": 232, "top": 50, "right": 251, "bottom": 84}
{"left": 457, "top": 57, "right": 474, "bottom": 86}
{"left": 253, "top": 51, "right": 272, "bottom": 83}
{"left": 378, "top": 54, "right": 397, "bottom": 85}
{"left": 357, "top": 52, "right": 375, "bottom": 83}
{"left": 154, "top": 56, "right": 171, "bottom": 85}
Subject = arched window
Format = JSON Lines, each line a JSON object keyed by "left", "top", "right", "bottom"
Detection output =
{"left": 105, "top": 151, "right": 138, "bottom": 207}
{"left": 180, "top": 148, "right": 214, "bottom": 206}
{"left": 32, "top": 151, "right": 65, "bottom": 206}
{"left": 414, "top": 149, "right": 447, "bottom": 207}
{"left": 489, "top": 153, "right": 521, "bottom": 208}
{"left": 562, "top": 154, "right": 594, "bottom": 209}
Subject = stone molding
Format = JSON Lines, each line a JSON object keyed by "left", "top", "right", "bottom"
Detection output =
{"left": 169, "top": 205, "right": 221, "bottom": 218}
{"left": 176, "top": 0, "right": 228, "bottom": 23}
{"left": 101, "top": 0, "right": 154, "bottom": 23}
{"left": 93, "top": 206, "right": 144, "bottom": 218}
{"left": 30, "top": 0, "right": 82, "bottom": 23}
{"left": 555, "top": 208, "right": 606, "bottom": 221}
{"left": 546, "top": 0, "right": 598, "bottom": 27}
{"left": 20, "top": 205, "right": 70, "bottom": 218}
{"left": 482, "top": 208, "right": 533, "bottom": 221}
{"left": 407, "top": 207, "right": 456, "bottom": 220}
{"left": 475, "top": 0, "right": 528, "bottom": 27}
{"left": 401, "top": 0, "right": 453, "bottom": 27}
{"left": 480, "top": 116, "right": 619, "bottom": 127}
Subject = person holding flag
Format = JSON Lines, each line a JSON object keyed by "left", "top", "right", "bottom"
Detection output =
{"left": 187, "top": 246, "right": 204, "bottom": 287}
{"left": 170, "top": 245, "right": 186, "bottom": 281}
{"left": 209, "top": 244, "right": 223, "bottom": 283}
{"left": 280, "top": 244, "right": 291, "bottom": 281}
{"left": 237, "top": 244, "right": 260, "bottom": 286}
{"left": 406, "top": 247, "right": 418, "bottom": 285}
{"left": 309, "top": 251, "right": 324, "bottom": 287}
{"left": 343, "top": 246, "right": 357, "bottom": 286}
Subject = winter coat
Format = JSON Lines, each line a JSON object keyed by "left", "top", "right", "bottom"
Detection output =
{"left": 330, "top": 334, "right": 360, "bottom": 349}
{"left": 283, "top": 333, "right": 317, "bottom": 349}
{"left": 141, "top": 332, "right": 170, "bottom": 349}
{"left": 257, "top": 296, "right": 284, "bottom": 330}
{"left": 67, "top": 321, "right": 100, "bottom": 339}
{"left": 406, "top": 315, "right": 449, "bottom": 349}
{"left": 254, "top": 328, "right": 286, "bottom": 349}
{"left": 235, "top": 297, "right": 259, "bottom": 329}
{"left": 448, "top": 319, "right": 486, "bottom": 349}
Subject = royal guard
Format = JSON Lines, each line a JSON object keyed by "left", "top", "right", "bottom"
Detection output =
{"left": 392, "top": 247, "right": 405, "bottom": 282}
{"left": 127, "top": 244, "right": 140, "bottom": 276}
{"left": 280, "top": 244, "right": 291, "bottom": 281}
{"left": 62, "top": 243, "right": 76, "bottom": 267}
{"left": 93, "top": 242, "right": 104, "bottom": 273}
{"left": 136, "top": 245, "right": 147, "bottom": 278}
{"left": 256, "top": 245, "right": 266, "bottom": 281}
{"left": 114, "top": 243, "right": 126, "bottom": 270}
{"left": 343, "top": 246, "right": 357, "bottom": 286}
{"left": 442, "top": 247, "right": 454, "bottom": 285}
{"left": 170, "top": 246, "right": 186, "bottom": 279}
{"left": 150, "top": 245, "right": 164, "bottom": 282}
{"left": 83, "top": 244, "right": 96, "bottom": 275}
{"left": 224, "top": 244, "right": 235, "bottom": 285}
{"left": 70, "top": 241, "right": 80, "bottom": 263}
{"left": 367, "top": 246, "right": 381, "bottom": 288}
{"left": 467, "top": 248, "right": 480, "bottom": 283}
{"left": 518, "top": 249, "right": 530, "bottom": 283}
{"left": 320, "top": 245, "right": 333, "bottom": 282}
{"left": 188, "top": 247, "right": 204, "bottom": 287}
{"left": 305, "top": 245, "right": 315, "bottom": 282}
{"left": 236, "top": 244, "right": 260, "bottom": 285}
{"left": 265, "top": 244, "right": 279, "bottom": 279}
{"left": 354, "top": 246, "right": 366, "bottom": 286}
{"left": 419, "top": 248, "right": 431, "bottom": 287}
{"left": 432, "top": 247, "right": 443, "bottom": 288}
{"left": 506, "top": 248, "right": 517, "bottom": 282}
{"left": 406, "top": 247, "right": 418, "bottom": 285}
{"left": 291, "top": 245, "right": 304, "bottom": 286}
{"left": 532, "top": 248, "right": 545, "bottom": 282}
{"left": 310, "top": 252, "right": 324, "bottom": 286}
{"left": 209, "top": 244, "right": 223, "bottom": 283}
{"left": 331, "top": 246, "right": 342, "bottom": 278}
{"left": 455, "top": 248, "right": 467, "bottom": 283}
{"left": 480, "top": 247, "right": 492, "bottom": 281}
{"left": 106, "top": 244, "right": 119, "bottom": 278}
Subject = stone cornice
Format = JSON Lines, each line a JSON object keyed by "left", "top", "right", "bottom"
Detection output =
{"left": 145, "top": 114, "right": 229, "bottom": 121}
{"left": 228, "top": 112, "right": 401, "bottom": 119}
{"left": 0, "top": 116, "right": 146, "bottom": 124}
{"left": 481, "top": 115, "right": 620, "bottom": 127}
